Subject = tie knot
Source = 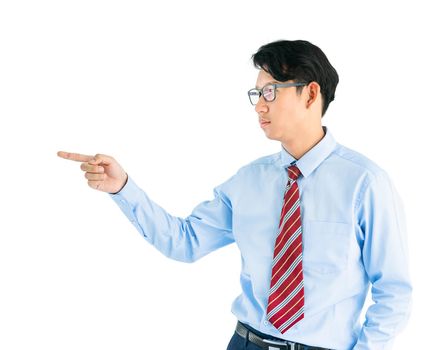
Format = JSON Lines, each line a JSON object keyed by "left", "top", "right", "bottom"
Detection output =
{"left": 287, "top": 164, "right": 301, "bottom": 181}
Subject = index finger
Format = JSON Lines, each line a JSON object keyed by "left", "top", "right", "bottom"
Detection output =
{"left": 57, "top": 151, "right": 94, "bottom": 162}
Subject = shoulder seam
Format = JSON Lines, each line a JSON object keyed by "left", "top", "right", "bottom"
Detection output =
{"left": 332, "top": 146, "right": 384, "bottom": 178}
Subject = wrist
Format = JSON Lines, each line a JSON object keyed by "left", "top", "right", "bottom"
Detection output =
{"left": 111, "top": 173, "right": 128, "bottom": 194}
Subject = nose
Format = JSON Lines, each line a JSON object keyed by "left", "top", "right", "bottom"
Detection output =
{"left": 255, "top": 95, "right": 268, "bottom": 114}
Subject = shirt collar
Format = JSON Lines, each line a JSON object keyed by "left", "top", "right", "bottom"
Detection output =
{"left": 278, "top": 126, "right": 337, "bottom": 178}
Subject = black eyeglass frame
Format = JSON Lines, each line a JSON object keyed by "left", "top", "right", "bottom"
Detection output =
{"left": 247, "top": 82, "right": 308, "bottom": 106}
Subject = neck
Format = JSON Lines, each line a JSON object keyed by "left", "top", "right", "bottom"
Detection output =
{"left": 282, "top": 126, "right": 325, "bottom": 160}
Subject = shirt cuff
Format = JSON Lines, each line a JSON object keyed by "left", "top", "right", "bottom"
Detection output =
{"left": 108, "top": 174, "right": 144, "bottom": 223}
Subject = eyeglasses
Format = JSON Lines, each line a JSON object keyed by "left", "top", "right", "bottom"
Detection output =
{"left": 247, "top": 82, "right": 308, "bottom": 106}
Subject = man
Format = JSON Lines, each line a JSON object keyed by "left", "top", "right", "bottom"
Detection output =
{"left": 58, "top": 40, "right": 412, "bottom": 350}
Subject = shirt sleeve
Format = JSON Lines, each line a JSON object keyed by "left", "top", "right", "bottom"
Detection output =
{"left": 108, "top": 173, "right": 235, "bottom": 263}
{"left": 353, "top": 171, "right": 413, "bottom": 350}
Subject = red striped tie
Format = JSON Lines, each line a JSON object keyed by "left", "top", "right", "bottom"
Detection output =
{"left": 267, "top": 164, "right": 305, "bottom": 334}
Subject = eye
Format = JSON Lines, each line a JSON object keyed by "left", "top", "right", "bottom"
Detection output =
{"left": 263, "top": 85, "right": 275, "bottom": 100}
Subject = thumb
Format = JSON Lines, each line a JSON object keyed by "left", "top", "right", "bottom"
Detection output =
{"left": 88, "top": 154, "right": 113, "bottom": 166}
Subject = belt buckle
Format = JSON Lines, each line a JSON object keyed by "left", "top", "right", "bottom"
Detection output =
{"left": 262, "top": 338, "right": 292, "bottom": 350}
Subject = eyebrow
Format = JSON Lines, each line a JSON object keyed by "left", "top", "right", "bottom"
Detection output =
{"left": 255, "top": 81, "right": 279, "bottom": 89}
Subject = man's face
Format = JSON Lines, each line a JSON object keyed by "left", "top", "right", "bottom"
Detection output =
{"left": 254, "top": 69, "right": 308, "bottom": 142}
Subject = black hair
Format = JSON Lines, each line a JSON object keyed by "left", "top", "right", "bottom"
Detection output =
{"left": 251, "top": 39, "right": 339, "bottom": 117}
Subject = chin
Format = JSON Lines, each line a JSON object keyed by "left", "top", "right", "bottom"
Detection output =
{"left": 264, "top": 133, "right": 280, "bottom": 141}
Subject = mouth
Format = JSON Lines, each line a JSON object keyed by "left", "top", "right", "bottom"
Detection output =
{"left": 260, "top": 120, "right": 271, "bottom": 128}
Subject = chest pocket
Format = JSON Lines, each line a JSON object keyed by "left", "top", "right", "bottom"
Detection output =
{"left": 303, "top": 221, "right": 351, "bottom": 274}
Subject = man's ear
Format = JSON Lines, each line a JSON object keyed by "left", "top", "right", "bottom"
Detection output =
{"left": 306, "top": 82, "right": 320, "bottom": 108}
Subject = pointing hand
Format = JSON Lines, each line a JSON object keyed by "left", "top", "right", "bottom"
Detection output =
{"left": 57, "top": 151, "right": 128, "bottom": 194}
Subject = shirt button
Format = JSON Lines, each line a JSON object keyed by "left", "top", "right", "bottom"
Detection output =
{"left": 264, "top": 320, "right": 269, "bottom": 326}
{"left": 121, "top": 199, "right": 126, "bottom": 204}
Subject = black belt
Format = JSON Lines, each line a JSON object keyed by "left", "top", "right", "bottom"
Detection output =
{"left": 235, "top": 321, "right": 331, "bottom": 350}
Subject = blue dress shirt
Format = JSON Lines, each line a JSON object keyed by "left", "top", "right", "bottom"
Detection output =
{"left": 109, "top": 126, "right": 412, "bottom": 350}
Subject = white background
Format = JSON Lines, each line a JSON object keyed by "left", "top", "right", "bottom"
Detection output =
{"left": 0, "top": 0, "right": 436, "bottom": 349}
